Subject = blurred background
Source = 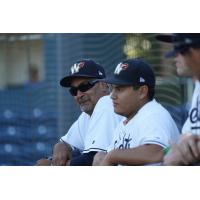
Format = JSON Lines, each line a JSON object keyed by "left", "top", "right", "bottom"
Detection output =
{"left": 0, "top": 33, "right": 193, "bottom": 165}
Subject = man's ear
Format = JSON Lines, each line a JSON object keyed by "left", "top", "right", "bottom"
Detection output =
{"left": 99, "top": 82, "right": 110, "bottom": 94}
{"left": 139, "top": 85, "right": 148, "bottom": 100}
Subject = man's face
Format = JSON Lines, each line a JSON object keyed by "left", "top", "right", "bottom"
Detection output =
{"left": 110, "top": 85, "right": 142, "bottom": 120}
{"left": 181, "top": 48, "right": 200, "bottom": 80}
{"left": 70, "top": 77, "right": 105, "bottom": 115}
{"left": 174, "top": 54, "right": 191, "bottom": 77}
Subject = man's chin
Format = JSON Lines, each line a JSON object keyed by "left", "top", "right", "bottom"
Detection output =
{"left": 80, "top": 106, "right": 91, "bottom": 114}
{"left": 114, "top": 109, "right": 123, "bottom": 116}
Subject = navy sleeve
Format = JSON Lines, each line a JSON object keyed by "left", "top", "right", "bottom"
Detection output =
{"left": 70, "top": 151, "right": 97, "bottom": 166}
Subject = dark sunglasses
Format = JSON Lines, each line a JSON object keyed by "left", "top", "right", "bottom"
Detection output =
{"left": 69, "top": 80, "right": 99, "bottom": 96}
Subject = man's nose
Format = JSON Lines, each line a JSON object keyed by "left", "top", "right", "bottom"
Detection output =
{"left": 111, "top": 90, "right": 117, "bottom": 100}
{"left": 76, "top": 89, "right": 85, "bottom": 98}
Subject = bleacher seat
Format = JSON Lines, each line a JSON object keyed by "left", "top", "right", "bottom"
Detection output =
{"left": 0, "top": 105, "right": 58, "bottom": 165}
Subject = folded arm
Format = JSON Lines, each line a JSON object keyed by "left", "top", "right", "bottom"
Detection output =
{"left": 51, "top": 141, "right": 73, "bottom": 166}
{"left": 99, "top": 144, "right": 164, "bottom": 166}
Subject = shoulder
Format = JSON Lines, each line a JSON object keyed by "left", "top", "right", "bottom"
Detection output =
{"left": 189, "top": 80, "right": 200, "bottom": 106}
{"left": 96, "top": 95, "right": 112, "bottom": 106}
{"left": 76, "top": 112, "right": 90, "bottom": 123}
{"left": 138, "top": 100, "right": 166, "bottom": 115}
{"left": 93, "top": 95, "right": 113, "bottom": 111}
{"left": 195, "top": 80, "right": 200, "bottom": 88}
{"left": 194, "top": 80, "right": 200, "bottom": 94}
{"left": 150, "top": 100, "right": 171, "bottom": 115}
{"left": 91, "top": 95, "right": 123, "bottom": 122}
{"left": 138, "top": 100, "right": 173, "bottom": 121}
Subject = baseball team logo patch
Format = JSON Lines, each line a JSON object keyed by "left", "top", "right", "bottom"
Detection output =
{"left": 114, "top": 63, "right": 129, "bottom": 75}
{"left": 71, "top": 62, "right": 85, "bottom": 74}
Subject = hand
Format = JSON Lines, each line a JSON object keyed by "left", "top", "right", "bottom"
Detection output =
{"left": 99, "top": 151, "right": 114, "bottom": 166}
{"left": 163, "top": 144, "right": 185, "bottom": 165}
{"left": 36, "top": 158, "right": 52, "bottom": 166}
{"left": 92, "top": 152, "right": 107, "bottom": 166}
{"left": 99, "top": 155, "right": 113, "bottom": 166}
{"left": 163, "top": 134, "right": 200, "bottom": 165}
{"left": 52, "top": 142, "right": 71, "bottom": 166}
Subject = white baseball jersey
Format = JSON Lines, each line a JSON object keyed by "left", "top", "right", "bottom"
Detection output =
{"left": 61, "top": 95, "right": 123, "bottom": 153}
{"left": 107, "top": 99, "right": 180, "bottom": 152}
{"left": 182, "top": 81, "right": 200, "bottom": 135}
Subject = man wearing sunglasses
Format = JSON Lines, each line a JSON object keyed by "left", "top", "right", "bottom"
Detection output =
{"left": 156, "top": 34, "right": 200, "bottom": 165}
{"left": 36, "top": 59, "right": 122, "bottom": 165}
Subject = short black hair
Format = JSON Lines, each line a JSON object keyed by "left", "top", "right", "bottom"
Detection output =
{"left": 132, "top": 85, "right": 155, "bottom": 101}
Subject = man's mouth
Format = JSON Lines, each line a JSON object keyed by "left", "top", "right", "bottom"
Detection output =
{"left": 113, "top": 102, "right": 118, "bottom": 107}
{"left": 79, "top": 100, "right": 89, "bottom": 106}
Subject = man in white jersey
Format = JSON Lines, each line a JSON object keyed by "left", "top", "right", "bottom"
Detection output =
{"left": 156, "top": 34, "right": 199, "bottom": 134}
{"left": 181, "top": 80, "right": 200, "bottom": 134}
{"left": 156, "top": 34, "right": 200, "bottom": 165}
{"left": 36, "top": 59, "right": 122, "bottom": 166}
{"left": 93, "top": 58, "right": 179, "bottom": 166}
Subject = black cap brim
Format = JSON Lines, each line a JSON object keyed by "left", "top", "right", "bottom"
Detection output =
{"left": 156, "top": 34, "right": 173, "bottom": 43}
{"left": 60, "top": 74, "right": 100, "bottom": 87}
{"left": 156, "top": 34, "right": 177, "bottom": 58}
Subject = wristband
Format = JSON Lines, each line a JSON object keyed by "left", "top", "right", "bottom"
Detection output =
{"left": 163, "top": 147, "right": 171, "bottom": 155}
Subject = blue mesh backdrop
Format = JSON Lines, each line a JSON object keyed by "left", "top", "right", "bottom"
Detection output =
{"left": 0, "top": 33, "right": 192, "bottom": 165}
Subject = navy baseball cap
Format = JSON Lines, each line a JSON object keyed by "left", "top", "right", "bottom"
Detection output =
{"left": 60, "top": 59, "right": 106, "bottom": 87}
{"left": 103, "top": 58, "right": 155, "bottom": 88}
{"left": 156, "top": 33, "right": 200, "bottom": 57}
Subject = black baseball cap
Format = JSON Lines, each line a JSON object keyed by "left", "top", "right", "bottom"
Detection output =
{"left": 156, "top": 33, "right": 200, "bottom": 57}
{"left": 60, "top": 59, "right": 106, "bottom": 87}
{"left": 103, "top": 58, "right": 155, "bottom": 88}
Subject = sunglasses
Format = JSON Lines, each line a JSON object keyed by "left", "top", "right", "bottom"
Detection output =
{"left": 69, "top": 80, "right": 99, "bottom": 96}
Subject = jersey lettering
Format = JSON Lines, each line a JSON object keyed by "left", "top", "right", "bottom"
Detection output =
{"left": 190, "top": 95, "right": 200, "bottom": 130}
{"left": 114, "top": 133, "right": 132, "bottom": 149}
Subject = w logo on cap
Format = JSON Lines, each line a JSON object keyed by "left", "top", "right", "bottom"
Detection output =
{"left": 71, "top": 62, "right": 85, "bottom": 74}
{"left": 114, "top": 63, "right": 129, "bottom": 75}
